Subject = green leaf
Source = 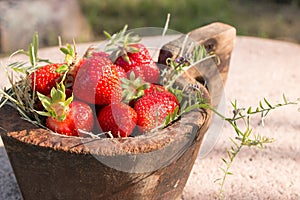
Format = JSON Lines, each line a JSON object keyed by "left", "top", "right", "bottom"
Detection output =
{"left": 122, "top": 54, "right": 130, "bottom": 63}
{"left": 55, "top": 64, "right": 69, "bottom": 74}
{"left": 180, "top": 101, "right": 188, "bottom": 112}
{"left": 57, "top": 113, "right": 67, "bottom": 121}
{"left": 65, "top": 95, "right": 73, "bottom": 106}
{"left": 229, "top": 137, "right": 239, "bottom": 148}
{"left": 51, "top": 88, "right": 62, "bottom": 102}
{"left": 283, "top": 94, "right": 288, "bottom": 104}
{"left": 103, "top": 31, "right": 112, "bottom": 39}
{"left": 37, "top": 92, "right": 52, "bottom": 110}
{"left": 226, "top": 171, "right": 233, "bottom": 175}
{"left": 129, "top": 71, "right": 136, "bottom": 80}
{"left": 67, "top": 44, "right": 74, "bottom": 55}
{"left": 7, "top": 61, "right": 29, "bottom": 73}
{"left": 247, "top": 106, "right": 252, "bottom": 114}
{"left": 220, "top": 167, "right": 226, "bottom": 173}
{"left": 35, "top": 110, "right": 51, "bottom": 117}
{"left": 231, "top": 100, "right": 237, "bottom": 109}
{"left": 243, "top": 128, "right": 252, "bottom": 139}
{"left": 164, "top": 114, "right": 171, "bottom": 126}
{"left": 183, "top": 103, "right": 201, "bottom": 113}
{"left": 259, "top": 100, "right": 264, "bottom": 109}
{"left": 226, "top": 149, "right": 232, "bottom": 160}
{"left": 60, "top": 47, "right": 70, "bottom": 55}
{"left": 214, "top": 178, "right": 222, "bottom": 183}
{"left": 33, "top": 32, "right": 38, "bottom": 59}
{"left": 264, "top": 98, "right": 272, "bottom": 108}
{"left": 29, "top": 44, "right": 36, "bottom": 67}
{"left": 173, "top": 105, "right": 179, "bottom": 115}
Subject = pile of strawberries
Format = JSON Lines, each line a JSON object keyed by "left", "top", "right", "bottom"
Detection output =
{"left": 30, "top": 27, "right": 180, "bottom": 138}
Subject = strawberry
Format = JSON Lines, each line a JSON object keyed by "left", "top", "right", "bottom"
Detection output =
{"left": 97, "top": 102, "right": 137, "bottom": 137}
{"left": 104, "top": 26, "right": 160, "bottom": 83}
{"left": 126, "top": 61, "right": 160, "bottom": 83}
{"left": 31, "top": 43, "right": 82, "bottom": 94}
{"left": 88, "top": 49, "right": 127, "bottom": 79}
{"left": 73, "top": 56, "right": 122, "bottom": 105}
{"left": 114, "top": 43, "right": 153, "bottom": 71}
{"left": 133, "top": 91, "right": 179, "bottom": 133}
{"left": 46, "top": 100, "right": 94, "bottom": 136}
{"left": 30, "top": 63, "right": 64, "bottom": 95}
{"left": 35, "top": 88, "right": 73, "bottom": 111}
{"left": 37, "top": 81, "right": 94, "bottom": 136}
{"left": 144, "top": 83, "right": 166, "bottom": 95}
{"left": 83, "top": 49, "right": 126, "bottom": 80}
{"left": 91, "top": 51, "right": 110, "bottom": 59}
{"left": 115, "top": 64, "right": 127, "bottom": 79}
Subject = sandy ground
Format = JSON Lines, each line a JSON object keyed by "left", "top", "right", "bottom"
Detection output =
{"left": 0, "top": 36, "right": 300, "bottom": 199}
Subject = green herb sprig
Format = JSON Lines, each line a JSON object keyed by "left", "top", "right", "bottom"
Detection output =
{"left": 213, "top": 94, "right": 299, "bottom": 199}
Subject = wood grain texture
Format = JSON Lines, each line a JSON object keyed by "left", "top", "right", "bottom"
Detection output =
{"left": 158, "top": 22, "right": 236, "bottom": 84}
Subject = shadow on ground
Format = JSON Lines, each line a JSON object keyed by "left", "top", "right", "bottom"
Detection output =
{"left": 0, "top": 146, "right": 22, "bottom": 200}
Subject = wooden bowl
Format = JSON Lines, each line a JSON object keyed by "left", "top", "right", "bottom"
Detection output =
{"left": 0, "top": 22, "right": 235, "bottom": 200}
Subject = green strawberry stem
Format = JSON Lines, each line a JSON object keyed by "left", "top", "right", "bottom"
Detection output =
{"left": 36, "top": 74, "right": 73, "bottom": 121}
{"left": 60, "top": 40, "right": 78, "bottom": 67}
{"left": 104, "top": 25, "right": 141, "bottom": 62}
{"left": 121, "top": 71, "right": 150, "bottom": 104}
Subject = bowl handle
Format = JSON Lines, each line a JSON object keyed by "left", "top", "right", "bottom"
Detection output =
{"left": 158, "top": 22, "right": 236, "bottom": 84}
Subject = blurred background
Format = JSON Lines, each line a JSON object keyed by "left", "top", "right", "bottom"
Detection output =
{"left": 1, "top": 0, "right": 300, "bottom": 56}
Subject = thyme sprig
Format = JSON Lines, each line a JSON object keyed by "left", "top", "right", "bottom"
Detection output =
{"left": 6, "top": 32, "right": 51, "bottom": 74}
{"left": 214, "top": 94, "right": 299, "bottom": 199}
{"left": 161, "top": 43, "right": 209, "bottom": 89}
{"left": 0, "top": 33, "right": 48, "bottom": 125}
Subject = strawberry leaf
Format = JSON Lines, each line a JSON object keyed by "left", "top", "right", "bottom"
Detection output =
{"left": 33, "top": 32, "right": 39, "bottom": 60}
{"left": 36, "top": 76, "right": 73, "bottom": 121}
{"left": 121, "top": 71, "right": 149, "bottom": 104}
{"left": 55, "top": 64, "right": 69, "bottom": 74}
{"left": 37, "top": 92, "right": 51, "bottom": 109}
{"left": 104, "top": 24, "right": 141, "bottom": 62}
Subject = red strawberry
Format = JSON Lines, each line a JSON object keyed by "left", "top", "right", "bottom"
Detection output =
{"left": 91, "top": 51, "right": 110, "bottom": 59}
{"left": 37, "top": 81, "right": 94, "bottom": 136}
{"left": 144, "top": 84, "right": 166, "bottom": 95}
{"left": 82, "top": 50, "right": 126, "bottom": 80}
{"left": 115, "top": 65, "right": 127, "bottom": 79}
{"left": 46, "top": 100, "right": 94, "bottom": 136}
{"left": 31, "top": 43, "right": 83, "bottom": 92}
{"left": 127, "top": 61, "right": 160, "bottom": 83}
{"left": 73, "top": 57, "right": 122, "bottom": 105}
{"left": 90, "top": 50, "right": 126, "bottom": 79}
{"left": 104, "top": 26, "right": 160, "bottom": 83}
{"left": 68, "top": 57, "right": 115, "bottom": 91}
{"left": 133, "top": 91, "right": 179, "bottom": 133}
{"left": 30, "top": 63, "right": 63, "bottom": 95}
{"left": 97, "top": 102, "right": 137, "bottom": 137}
{"left": 115, "top": 43, "right": 153, "bottom": 71}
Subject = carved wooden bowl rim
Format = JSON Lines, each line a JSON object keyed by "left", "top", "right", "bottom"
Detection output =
{"left": 0, "top": 83, "right": 211, "bottom": 157}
